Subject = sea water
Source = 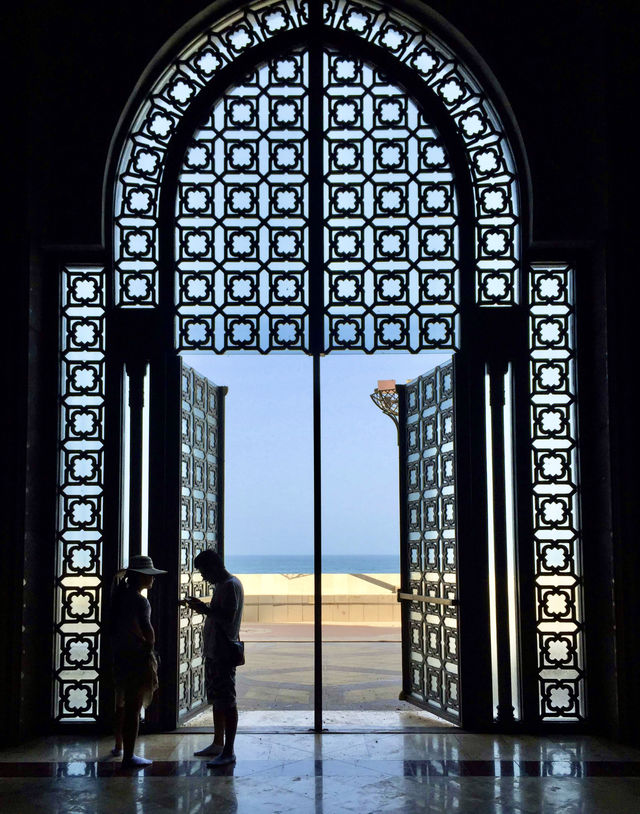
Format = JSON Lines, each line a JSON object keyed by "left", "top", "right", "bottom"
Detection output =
{"left": 225, "top": 553, "right": 399, "bottom": 574}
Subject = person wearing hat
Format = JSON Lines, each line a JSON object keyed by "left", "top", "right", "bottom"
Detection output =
{"left": 109, "top": 554, "right": 167, "bottom": 768}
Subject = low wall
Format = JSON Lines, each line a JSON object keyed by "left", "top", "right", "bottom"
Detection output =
{"left": 237, "top": 573, "right": 401, "bottom": 624}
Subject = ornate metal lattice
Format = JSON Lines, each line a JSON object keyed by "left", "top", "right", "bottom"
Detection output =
{"left": 55, "top": 266, "right": 106, "bottom": 722}
{"left": 402, "top": 360, "right": 460, "bottom": 721}
{"left": 175, "top": 46, "right": 459, "bottom": 353}
{"left": 323, "top": 51, "right": 459, "bottom": 351}
{"left": 529, "top": 264, "right": 584, "bottom": 720}
{"left": 113, "top": 0, "right": 519, "bottom": 310}
{"left": 370, "top": 383, "right": 399, "bottom": 431}
{"left": 178, "top": 361, "right": 224, "bottom": 721}
{"left": 324, "top": 0, "right": 519, "bottom": 306}
{"left": 114, "top": 0, "right": 308, "bottom": 307}
{"left": 175, "top": 53, "right": 309, "bottom": 352}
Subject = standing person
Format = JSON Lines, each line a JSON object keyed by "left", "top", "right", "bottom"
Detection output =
{"left": 110, "top": 554, "right": 167, "bottom": 768}
{"left": 181, "top": 549, "right": 244, "bottom": 767}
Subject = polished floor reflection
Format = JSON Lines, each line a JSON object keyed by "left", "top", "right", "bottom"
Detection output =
{"left": 1, "top": 732, "right": 640, "bottom": 812}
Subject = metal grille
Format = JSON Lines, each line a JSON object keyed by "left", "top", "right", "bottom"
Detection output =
{"left": 175, "top": 53, "right": 309, "bottom": 352}
{"left": 178, "top": 361, "right": 224, "bottom": 721}
{"left": 174, "top": 47, "right": 459, "bottom": 353}
{"left": 529, "top": 264, "right": 584, "bottom": 720}
{"left": 323, "top": 51, "right": 459, "bottom": 351}
{"left": 54, "top": 266, "right": 106, "bottom": 722}
{"left": 403, "top": 360, "right": 460, "bottom": 721}
{"left": 114, "top": 0, "right": 519, "bottom": 310}
{"left": 113, "top": 0, "right": 308, "bottom": 307}
{"left": 324, "top": 0, "right": 519, "bottom": 306}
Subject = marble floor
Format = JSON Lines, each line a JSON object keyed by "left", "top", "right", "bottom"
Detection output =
{"left": 1, "top": 731, "right": 640, "bottom": 812}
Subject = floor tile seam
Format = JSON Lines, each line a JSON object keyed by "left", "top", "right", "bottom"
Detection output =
{"left": 3, "top": 776, "right": 640, "bottom": 786}
{"left": 8, "top": 741, "right": 638, "bottom": 755}
{"left": 4, "top": 748, "right": 636, "bottom": 763}
{"left": 6, "top": 757, "right": 640, "bottom": 764}
{"left": 3, "top": 758, "right": 640, "bottom": 778}
{"left": 307, "top": 756, "right": 398, "bottom": 778}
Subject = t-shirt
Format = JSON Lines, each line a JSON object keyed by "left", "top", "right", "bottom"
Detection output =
{"left": 111, "top": 585, "right": 152, "bottom": 658}
{"left": 203, "top": 575, "right": 244, "bottom": 660}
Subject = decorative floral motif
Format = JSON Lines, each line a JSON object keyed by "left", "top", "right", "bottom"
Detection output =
{"left": 529, "top": 264, "right": 584, "bottom": 720}
{"left": 55, "top": 266, "right": 105, "bottom": 721}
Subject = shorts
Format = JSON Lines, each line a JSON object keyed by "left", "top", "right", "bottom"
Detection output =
{"left": 113, "top": 650, "right": 159, "bottom": 709}
{"left": 205, "top": 656, "right": 237, "bottom": 710}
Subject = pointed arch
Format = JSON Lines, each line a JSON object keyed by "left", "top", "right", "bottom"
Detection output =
{"left": 106, "top": 0, "right": 528, "bottom": 310}
{"left": 48, "top": 0, "right": 586, "bottom": 728}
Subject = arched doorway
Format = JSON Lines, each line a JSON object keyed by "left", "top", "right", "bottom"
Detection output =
{"left": 53, "top": 0, "right": 585, "bottom": 733}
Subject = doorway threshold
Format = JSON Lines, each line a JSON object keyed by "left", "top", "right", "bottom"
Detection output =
{"left": 177, "top": 709, "right": 456, "bottom": 734}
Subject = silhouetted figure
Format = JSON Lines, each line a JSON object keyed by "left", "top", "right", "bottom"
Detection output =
{"left": 181, "top": 549, "right": 244, "bottom": 766}
{"left": 110, "top": 554, "right": 167, "bottom": 768}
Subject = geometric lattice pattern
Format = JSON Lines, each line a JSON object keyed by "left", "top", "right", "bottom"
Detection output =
{"left": 114, "top": 0, "right": 519, "bottom": 310}
{"left": 178, "top": 361, "right": 224, "bottom": 721}
{"left": 55, "top": 266, "right": 106, "bottom": 722}
{"left": 403, "top": 360, "right": 460, "bottom": 722}
{"left": 175, "top": 45, "right": 462, "bottom": 353}
{"left": 175, "top": 54, "right": 309, "bottom": 352}
{"left": 323, "top": 53, "right": 459, "bottom": 351}
{"left": 114, "top": 0, "right": 308, "bottom": 307}
{"left": 325, "top": 0, "right": 519, "bottom": 306}
{"left": 529, "top": 264, "right": 584, "bottom": 721}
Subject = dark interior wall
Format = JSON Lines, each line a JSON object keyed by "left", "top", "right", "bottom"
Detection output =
{"left": 601, "top": 0, "right": 640, "bottom": 746}
{"left": 3, "top": 0, "right": 636, "bottom": 742}
{"left": 24, "top": 0, "right": 612, "bottom": 246}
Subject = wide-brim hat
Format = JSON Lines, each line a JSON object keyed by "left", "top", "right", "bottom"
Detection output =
{"left": 126, "top": 555, "right": 167, "bottom": 575}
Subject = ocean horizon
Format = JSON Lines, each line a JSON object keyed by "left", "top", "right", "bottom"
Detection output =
{"left": 225, "top": 553, "right": 399, "bottom": 574}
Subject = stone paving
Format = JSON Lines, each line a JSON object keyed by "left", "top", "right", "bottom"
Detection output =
{"left": 242, "top": 623, "right": 402, "bottom": 712}
{"left": 235, "top": 640, "right": 402, "bottom": 711}
{"left": 184, "top": 622, "right": 415, "bottom": 724}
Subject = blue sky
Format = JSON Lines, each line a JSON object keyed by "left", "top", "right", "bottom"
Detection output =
{"left": 184, "top": 352, "right": 451, "bottom": 556}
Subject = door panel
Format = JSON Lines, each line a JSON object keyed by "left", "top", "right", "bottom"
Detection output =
{"left": 177, "top": 359, "right": 225, "bottom": 723}
{"left": 399, "top": 359, "right": 460, "bottom": 723}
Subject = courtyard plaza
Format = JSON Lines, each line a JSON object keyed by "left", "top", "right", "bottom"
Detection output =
{"left": 187, "top": 621, "right": 407, "bottom": 717}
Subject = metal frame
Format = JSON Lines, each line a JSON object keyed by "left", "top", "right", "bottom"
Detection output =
{"left": 107, "top": 21, "right": 505, "bottom": 730}
{"left": 151, "top": 10, "right": 480, "bottom": 729}
{"left": 49, "top": 0, "right": 590, "bottom": 735}
{"left": 107, "top": 0, "right": 527, "bottom": 314}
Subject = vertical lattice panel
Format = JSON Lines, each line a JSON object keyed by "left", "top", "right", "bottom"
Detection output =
{"left": 324, "top": 0, "right": 520, "bottom": 306}
{"left": 178, "top": 361, "right": 223, "bottom": 720}
{"left": 55, "top": 266, "right": 106, "bottom": 722}
{"left": 529, "top": 263, "right": 584, "bottom": 721}
{"left": 175, "top": 53, "right": 309, "bottom": 352}
{"left": 323, "top": 51, "right": 459, "bottom": 352}
{"left": 404, "top": 360, "right": 460, "bottom": 721}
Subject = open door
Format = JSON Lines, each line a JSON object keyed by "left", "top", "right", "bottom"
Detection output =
{"left": 177, "top": 359, "right": 226, "bottom": 724}
{"left": 397, "top": 359, "right": 461, "bottom": 724}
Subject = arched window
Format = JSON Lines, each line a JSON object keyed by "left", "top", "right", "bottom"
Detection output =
{"left": 174, "top": 49, "right": 462, "bottom": 353}
{"left": 113, "top": 1, "right": 519, "bottom": 312}
{"left": 54, "top": 0, "right": 583, "bottom": 728}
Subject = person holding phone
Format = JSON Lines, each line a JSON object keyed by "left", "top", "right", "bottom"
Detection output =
{"left": 179, "top": 549, "right": 244, "bottom": 766}
{"left": 110, "top": 554, "right": 167, "bottom": 768}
